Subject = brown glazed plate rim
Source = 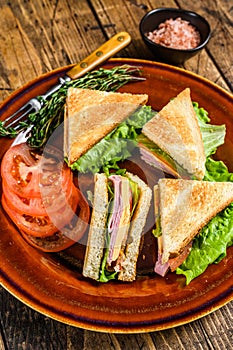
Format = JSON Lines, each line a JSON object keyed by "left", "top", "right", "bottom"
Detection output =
{"left": 0, "top": 58, "right": 233, "bottom": 333}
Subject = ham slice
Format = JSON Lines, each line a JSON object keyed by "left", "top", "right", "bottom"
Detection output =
{"left": 154, "top": 252, "right": 170, "bottom": 276}
{"left": 155, "top": 241, "right": 193, "bottom": 276}
{"left": 139, "top": 144, "right": 180, "bottom": 178}
{"left": 107, "top": 175, "right": 132, "bottom": 265}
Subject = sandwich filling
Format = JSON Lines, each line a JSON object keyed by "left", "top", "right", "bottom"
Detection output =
{"left": 137, "top": 134, "right": 190, "bottom": 178}
{"left": 99, "top": 174, "right": 140, "bottom": 282}
{"left": 107, "top": 175, "right": 132, "bottom": 264}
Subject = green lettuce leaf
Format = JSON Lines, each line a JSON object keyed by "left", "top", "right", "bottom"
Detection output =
{"left": 176, "top": 103, "right": 233, "bottom": 284}
{"left": 99, "top": 232, "right": 118, "bottom": 282}
{"left": 176, "top": 203, "right": 233, "bottom": 284}
{"left": 204, "top": 157, "right": 233, "bottom": 182}
{"left": 175, "top": 104, "right": 233, "bottom": 284}
{"left": 71, "top": 138, "right": 135, "bottom": 174}
{"left": 71, "top": 105, "right": 154, "bottom": 174}
{"left": 129, "top": 177, "right": 141, "bottom": 217}
{"left": 176, "top": 157, "right": 233, "bottom": 284}
{"left": 193, "top": 102, "right": 226, "bottom": 157}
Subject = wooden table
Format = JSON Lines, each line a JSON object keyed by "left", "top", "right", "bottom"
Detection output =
{"left": 0, "top": 1, "right": 232, "bottom": 349}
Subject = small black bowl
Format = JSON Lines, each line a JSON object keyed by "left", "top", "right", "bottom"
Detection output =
{"left": 139, "top": 8, "right": 211, "bottom": 65}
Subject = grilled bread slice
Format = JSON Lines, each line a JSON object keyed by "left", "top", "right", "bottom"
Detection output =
{"left": 64, "top": 87, "right": 148, "bottom": 164}
{"left": 156, "top": 178, "right": 233, "bottom": 263}
{"left": 142, "top": 88, "right": 206, "bottom": 180}
{"left": 82, "top": 173, "right": 108, "bottom": 280}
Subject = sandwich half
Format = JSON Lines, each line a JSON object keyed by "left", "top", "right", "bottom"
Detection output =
{"left": 153, "top": 178, "right": 233, "bottom": 279}
{"left": 82, "top": 172, "right": 152, "bottom": 282}
{"left": 64, "top": 87, "right": 148, "bottom": 165}
{"left": 138, "top": 88, "right": 206, "bottom": 180}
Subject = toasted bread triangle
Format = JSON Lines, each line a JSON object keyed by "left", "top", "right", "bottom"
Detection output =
{"left": 157, "top": 178, "right": 233, "bottom": 263}
{"left": 64, "top": 87, "right": 148, "bottom": 164}
{"left": 142, "top": 88, "right": 206, "bottom": 180}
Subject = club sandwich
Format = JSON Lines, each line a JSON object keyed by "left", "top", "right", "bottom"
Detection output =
{"left": 138, "top": 88, "right": 206, "bottom": 180}
{"left": 82, "top": 171, "right": 152, "bottom": 282}
{"left": 153, "top": 178, "right": 233, "bottom": 278}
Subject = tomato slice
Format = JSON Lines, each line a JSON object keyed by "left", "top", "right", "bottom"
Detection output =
{"left": 169, "top": 242, "right": 193, "bottom": 272}
{"left": 2, "top": 184, "right": 79, "bottom": 238}
{"left": 2, "top": 194, "right": 58, "bottom": 237}
{"left": 2, "top": 180, "right": 47, "bottom": 216}
{"left": 2, "top": 177, "right": 75, "bottom": 217}
{"left": 1, "top": 143, "right": 72, "bottom": 198}
{"left": 1, "top": 142, "right": 90, "bottom": 247}
{"left": 20, "top": 190, "right": 90, "bottom": 252}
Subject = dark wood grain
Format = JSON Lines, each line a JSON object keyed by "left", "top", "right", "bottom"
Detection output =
{"left": 1, "top": 287, "right": 232, "bottom": 350}
{"left": 0, "top": 0, "right": 232, "bottom": 349}
{"left": 92, "top": 0, "right": 231, "bottom": 91}
{"left": 179, "top": 0, "right": 233, "bottom": 91}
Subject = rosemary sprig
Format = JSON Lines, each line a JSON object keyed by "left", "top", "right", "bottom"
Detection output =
{"left": 0, "top": 65, "right": 144, "bottom": 148}
{"left": 0, "top": 122, "right": 18, "bottom": 137}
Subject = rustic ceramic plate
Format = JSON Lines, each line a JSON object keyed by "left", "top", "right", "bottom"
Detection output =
{"left": 0, "top": 58, "right": 233, "bottom": 333}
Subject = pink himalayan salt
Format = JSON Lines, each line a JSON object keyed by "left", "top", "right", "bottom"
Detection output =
{"left": 146, "top": 17, "right": 201, "bottom": 50}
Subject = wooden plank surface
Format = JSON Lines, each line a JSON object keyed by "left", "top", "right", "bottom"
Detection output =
{"left": 1, "top": 288, "right": 233, "bottom": 349}
{"left": 0, "top": 0, "right": 232, "bottom": 349}
{"left": 0, "top": 0, "right": 232, "bottom": 101}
